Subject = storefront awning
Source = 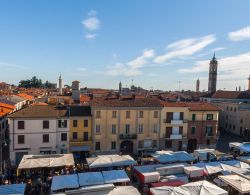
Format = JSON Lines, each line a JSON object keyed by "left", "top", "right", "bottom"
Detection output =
{"left": 71, "top": 146, "right": 91, "bottom": 152}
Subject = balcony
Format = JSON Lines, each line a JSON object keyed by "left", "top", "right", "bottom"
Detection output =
{"left": 171, "top": 120, "right": 183, "bottom": 125}
{"left": 119, "top": 134, "right": 137, "bottom": 140}
{"left": 170, "top": 134, "right": 182, "bottom": 140}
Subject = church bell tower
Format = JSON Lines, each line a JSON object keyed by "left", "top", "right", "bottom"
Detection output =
{"left": 208, "top": 53, "right": 218, "bottom": 94}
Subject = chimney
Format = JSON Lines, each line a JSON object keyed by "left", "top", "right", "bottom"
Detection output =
{"left": 239, "top": 86, "right": 241, "bottom": 92}
{"left": 236, "top": 86, "right": 238, "bottom": 91}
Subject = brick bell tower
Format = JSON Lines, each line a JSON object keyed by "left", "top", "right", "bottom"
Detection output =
{"left": 208, "top": 52, "right": 218, "bottom": 94}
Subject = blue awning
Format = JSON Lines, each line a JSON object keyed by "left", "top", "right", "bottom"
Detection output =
{"left": 71, "top": 146, "right": 91, "bottom": 152}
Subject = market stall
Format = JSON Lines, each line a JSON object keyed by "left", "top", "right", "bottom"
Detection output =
{"left": 78, "top": 172, "right": 104, "bottom": 186}
{"left": 102, "top": 170, "right": 130, "bottom": 184}
{"left": 0, "top": 184, "right": 26, "bottom": 195}
{"left": 86, "top": 154, "right": 136, "bottom": 168}
{"left": 219, "top": 174, "right": 250, "bottom": 194}
{"left": 18, "top": 154, "right": 74, "bottom": 170}
{"left": 51, "top": 174, "right": 79, "bottom": 192}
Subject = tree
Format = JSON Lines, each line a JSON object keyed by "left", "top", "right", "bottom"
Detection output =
{"left": 18, "top": 76, "right": 55, "bottom": 89}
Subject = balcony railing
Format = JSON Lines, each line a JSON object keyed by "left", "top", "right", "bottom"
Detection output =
{"left": 171, "top": 120, "right": 183, "bottom": 125}
{"left": 70, "top": 138, "right": 92, "bottom": 142}
{"left": 119, "top": 134, "right": 137, "bottom": 140}
{"left": 170, "top": 134, "right": 182, "bottom": 140}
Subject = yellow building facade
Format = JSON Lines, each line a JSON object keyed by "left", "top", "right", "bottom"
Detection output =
{"left": 68, "top": 106, "right": 92, "bottom": 159}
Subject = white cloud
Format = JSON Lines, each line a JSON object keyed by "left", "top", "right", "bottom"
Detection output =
{"left": 154, "top": 34, "right": 216, "bottom": 64}
{"left": 127, "top": 49, "right": 155, "bottom": 69}
{"left": 228, "top": 26, "right": 250, "bottom": 41}
{"left": 178, "top": 52, "right": 250, "bottom": 87}
{"left": 105, "top": 49, "right": 155, "bottom": 77}
{"left": 82, "top": 17, "right": 100, "bottom": 31}
{"left": 85, "top": 33, "right": 96, "bottom": 39}
{"left": 77, "top": 67, "right": 87, "bottom": 72}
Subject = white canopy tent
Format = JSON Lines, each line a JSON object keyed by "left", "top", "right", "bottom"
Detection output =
{"left": 18, "top": 154, "right": 74, "bottom": 169}
{"left": 108, "top": 186, "right": 141, "bottom": 195}
{"left": 150, "top": 186, "right": 188, "bottom": 195}
{"left": 51, "top": 174, "right": 79, "bottom": 191}
{"left": 0, "top": 184, "right": 26, "bottom": 195}
{"left": 150, "top": 180, "right": 228, "bottom": 195}
{"left": 221, "top": 160, "right": 250, "bottom": 169}
{"left": 86, "top": 155, "right": 136, "bottom": 168}
{"left": 219, "top": 175, "right": 250, "bottom": 194}
{"left": 194, "top": 162, "right": 223, "bottom": 175}
{"left": 152, "top": 151, "right": 194, "bottom": 163}
{"left": 184, "top": 166, "right": 204, "bottom": 178}
{"left": 102, "top": 170, "right": 130, "bottom": 184}
{"left": 78, "top": 172, "right": 104, "bottom": 186}
{"left": 181, "top": 180, "right": 228, "bottom": 195}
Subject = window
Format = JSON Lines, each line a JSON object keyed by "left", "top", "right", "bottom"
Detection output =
{"left": 96, "top": 111, "right": 101, "bottom": 118}
{"left": 206, "top": 126, "right": 213, "bottom": 136}
{"left": 191, "top": 126, "right": 196, "bottom": 135}
{"left": 139, "top": 111, "right": 144, "bottom": 118}
{"left": 165, "top": 140, "right": 172, "bottom": 148}
{"left": 18, "top": 135, "right": 25, "bottom": 144}
{"left": 73, "top": 132, "right": 77, "bottom": 140}
{"left": 83, "top": 132, "right": 88, "bottom": 141}
{"left": 207, "top": 114, "right": 213, "bottom": 120}
{"left": 112, "top": 111, "right": 117, "bottom": 118}
{"left": 96, "top": 124, "right": 101, "bottom": 134}
{"left": 84, "top": 120, "right": 88, "bottom": 127}
{"left": 153, "top": 124, "right": 158, "bottom": 133}
{"left": 95, "top": 142, "right": 100, "bottom": 150}
{"left": 61, "top": 133, "right": 67, "bottom": 141}
{"left": 227, "top": 106, "right": 229, "bottom": 111}
{"left": 152, "top": 140, "right": 157, "bottom": 148}
{"left": 138, "top": 124, "right": 143, "bottom": 134}
{"left": 43, "top": 120, "right": 49, "bottom": 129}
{"left": 125, "top": 124, "right": 130, "bottom": 134}
{"left": 126, "top": 111, "right": 130, "bottom": 119}
{"left": 43, "top": 134, "right": 49, "bottom": 143}
{"left": 112, "top": 124, "right": 116, "bottom": 134}
{"left": 229, "top": 124, "right": 232, "bottom": 129}
{"left": 58, "top": 120, "right": 67, "bottom": 128}
{"left": 111, "top": 141, "right": 116, "bottom": 150}
{"left": 138, "top": 141, "right": 143, "bottom": 148}
{"left": 231, "top": 107, "right": 233, "bottom": 111}
{"left": 73, "top": 120, "right": 77, "bottom": 127}
{"left": 192, "top": 114, "right": 196, "bottom": 121}
{"left": 180, "top": 112, "right": 184, "bottom": 120}
{"left": 207, "top": 139, "right": 210, "bottom": 145}
{"left": 166, "top": 112, "right": 173, "bottom": 123}
{"left": 18, "top": 121, "right": 24, "bottom": 129}
{"left": 154, "top": 111, "right": 158, "bottom": 118}
{"left": 241, "top": 119, "right": 243, "bottom": 124}
{"left": 226, "top": 115, "right": 228, "bottom": 120}
{"left": 234, "top": 107, "right": 237, "bottom": 112}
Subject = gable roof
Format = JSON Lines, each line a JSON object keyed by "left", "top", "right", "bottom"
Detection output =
{"left": 8, "top": 105, "right": 68, "bottom": 118}
{"left": 187, "top": 102, "right": 221, "bottom": 111}
{"left": 16, "top": 93, "right": 34, "bottom": 100}
{"left": 212, "top": 90, "right": 250, "bottom": 99}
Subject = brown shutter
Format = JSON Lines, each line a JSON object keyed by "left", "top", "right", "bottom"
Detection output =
{"left": 179, "top": 126, "right": 183, "bottom": 134}
{"left": 180, "top": 112, "right": 184, "bottom": 120}
{"left": 166, "top": 112, "right": 173, "bottom": 123}
{"left": 165, "top": 127, "right": 172, "bottom": 138}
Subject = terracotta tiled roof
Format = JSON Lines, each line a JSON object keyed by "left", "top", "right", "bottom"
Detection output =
{"left": 212, "top": 90, "right": 250, "bottom": 99}
{"left": 8, "top": 105, "right": 68, "bottom": 118}
{"left": 0, "top": 107, "right": 13, "bottom": 117}
{"left": 0, "top": 102, "right": 15, "bottom": 109}
{"left": 90, "top": 98, "right": 162, "bottom": 107}
{"left": 187, "top": 102, "right": 220, "bottom": 111}
{"left": 17, "top": 93, "right": 34, "bottom": 100}
{"left": 80, "top": 95, "right": 90, "bottom": 103}
{"left": 160, "top": 101, "right": 188, "bottom": 107}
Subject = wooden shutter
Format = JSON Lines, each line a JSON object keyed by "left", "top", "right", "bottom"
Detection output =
{"left": 180, "top": 112, "right": 184, "bottom": 120}
{"left": 165, "top": 127, "right": 172, "bottom": 138}
{"left": 166, "top": 112, "right": 173, "bottom": 123}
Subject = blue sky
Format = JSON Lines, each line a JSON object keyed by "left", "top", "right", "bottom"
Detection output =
{"left": 1, "top": 0, "right": 250, "bottom": 91}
